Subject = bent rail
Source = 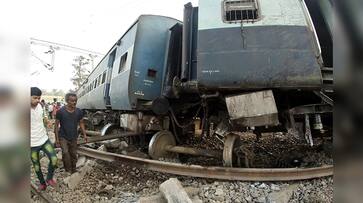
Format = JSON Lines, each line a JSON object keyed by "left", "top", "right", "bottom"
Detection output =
{"left": 77, "top": 147, "right": 333, "bottom": 181}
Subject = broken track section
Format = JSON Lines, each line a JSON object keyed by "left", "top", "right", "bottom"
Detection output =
{"left": 77, "top": 147, "right": 333, "bottom": 182}
{"left": 31, "top": 182, "right": 56, "bottom": 203}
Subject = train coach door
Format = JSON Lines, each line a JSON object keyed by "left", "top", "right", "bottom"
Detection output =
{"left": 104, "top": 49, "right": 116, "bottom": 108}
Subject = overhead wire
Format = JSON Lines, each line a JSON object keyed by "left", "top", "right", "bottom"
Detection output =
{"left": 30, "top": 38, "right": 104, "bottom": 56}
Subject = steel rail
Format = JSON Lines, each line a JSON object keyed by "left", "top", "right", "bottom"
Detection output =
{"left": 77, "top": 146, "right": 333, "bottom": 181}
{"left": 31, "top": 182, "right": 56, "bottom": 203}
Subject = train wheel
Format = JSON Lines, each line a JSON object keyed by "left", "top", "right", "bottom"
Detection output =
{"left": 148, "top": 131, "right": 178, "bottom": 160}
{"left": 223, "top": 134, "right": 242, "bottom": 167}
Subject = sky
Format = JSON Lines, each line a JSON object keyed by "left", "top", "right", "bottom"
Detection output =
{"left": 1, "top": 0, "right": 198, "bottom": 92}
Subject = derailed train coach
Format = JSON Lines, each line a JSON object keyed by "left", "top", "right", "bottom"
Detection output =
{"left": 77, "top": 0, "right": 333, "bottom": 167}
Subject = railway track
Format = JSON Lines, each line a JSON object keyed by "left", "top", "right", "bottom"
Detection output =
{"left": 31, "top": 182, "right": 56, "bottom": 203}
{"left": 77, "top": 146, "right": 333, "bottom": 181}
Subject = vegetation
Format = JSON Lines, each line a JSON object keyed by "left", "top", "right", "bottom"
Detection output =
{"left": 71, "top": 55, "right": 90, "bottom": 91}
{"left": 41, "top": 89, "right": 65, "bottom": 96}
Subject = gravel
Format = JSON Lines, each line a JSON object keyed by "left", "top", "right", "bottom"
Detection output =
{"left": 31, "top": 159, "right": 333, "bottom": 203}
{"left": 31, "top": 130, "right": 333, "bottom": 202}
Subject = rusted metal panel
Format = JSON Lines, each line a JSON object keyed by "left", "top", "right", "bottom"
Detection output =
{"left": 120, "top": 114, "right": 154, "bottom": 132}
{"left": 225, "top": 90, "right": 279, "bottom": 127}
{"left": 226, "top": 90, "right": 277, "bottom": 118}
{"left": 289, "top": 103, "right": 332, "bottom": 115}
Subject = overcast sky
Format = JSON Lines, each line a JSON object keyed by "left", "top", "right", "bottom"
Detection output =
{"left": 1, "top": 0, "right": 198, "bottom": 91}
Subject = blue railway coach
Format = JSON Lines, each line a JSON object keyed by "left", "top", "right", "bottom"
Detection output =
{"left": 76, "top": 1, "right": 333, "bottom": 168}
{"left": 77, "top": 15, "right": 180, "bottom": 111}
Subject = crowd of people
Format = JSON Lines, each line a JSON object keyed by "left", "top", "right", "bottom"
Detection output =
{"left": 30, "top": 87, "right": 87, "bottom": 191}
{"left": 40, "top": 99, "right": 62, "bottom": 120}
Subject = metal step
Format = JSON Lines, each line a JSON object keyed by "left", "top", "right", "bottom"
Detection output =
{"left": 321, "top": 67, "right": 333, "bottom": 84}
{"left": 321, "top": 67, "right": 333, "bottom": 72}
{"left": 323, "top": 89, "right": 334, "bottom": 93}
{"left": 321, "top": 67, "right": 334, "bottom": 94}
{"left": 322, "top": 81, "right": 334, "bottom": 92}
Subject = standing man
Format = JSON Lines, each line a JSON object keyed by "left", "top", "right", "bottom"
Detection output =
{"left": 52, "top": 102, "right": 61, "bottom": 119}
{"left": 30, "top": 87, "right": 58, "bottom": 190}
{"left": 48, "top": 102, "right": 53, "bottom": 119}
{"left": 54, "top": 93, "right": 87, "bottom": 174}
{"left": 40, "top": 99, "right": 46, "bottom": 108}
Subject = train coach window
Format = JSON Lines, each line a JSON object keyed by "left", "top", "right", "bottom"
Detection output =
{"left": 223, "top": 0, "right": 259, "bottom": 23}
{"left": 94, "top": 79, "right": 98, "bottom": 89}
{"left": 102, "top": 71, "right": 106, "bottom": 84}
{"left": 118, "top": 52, "right": 128, "bottom": 73}
{"left": 98, "top": 74, "right": 102, "bottom": 86}
{"left": 147, "top": 69, "right": 157, "bottom": 78}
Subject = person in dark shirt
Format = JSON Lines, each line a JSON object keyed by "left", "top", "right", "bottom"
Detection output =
{"left": 54, "top": 93, "right": 87, "bottom": 174}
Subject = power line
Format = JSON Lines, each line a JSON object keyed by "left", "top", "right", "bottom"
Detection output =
{"left": 30, "top": 38, "right": 104, "bottom": 71}
{"left": 30, "top": 51, "right": 54, "bottom": 71}
{"left": 30, "top": 37, "right": 104, "bottom": 56}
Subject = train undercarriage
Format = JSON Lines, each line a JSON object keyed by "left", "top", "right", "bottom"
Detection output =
{"left": 82, "top": 88, "right": 333, "bottom": 169}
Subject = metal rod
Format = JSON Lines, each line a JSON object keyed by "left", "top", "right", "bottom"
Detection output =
{"left": 314, "top": 91, "right": 333, "bottom": 106}
{"left": 78, "top": 132, "right": 139, "bottom": 145}
{"left": 305, "top": 114, "right": 313, "bottom": 146}
{"left": 85, "top": 130, "right": 102, "bottom": 136}
{"left": 165, "top": 145, "right": 222, "bottom": 158}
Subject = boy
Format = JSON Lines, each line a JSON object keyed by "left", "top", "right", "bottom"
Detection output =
{"left": 30, "top": 87, "right": 57, "bottom": 190}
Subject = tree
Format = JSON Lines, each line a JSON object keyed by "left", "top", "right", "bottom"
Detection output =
{"left": 42, "top": 89, "right": 65, "bottom": 96}
{"left": 71, "top": 55, "right": 90, "bottom": 91}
